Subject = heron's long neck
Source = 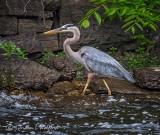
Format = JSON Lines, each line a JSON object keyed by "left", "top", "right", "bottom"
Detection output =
{"left": 63, "top": 29, "right": 80, "bottom": 62}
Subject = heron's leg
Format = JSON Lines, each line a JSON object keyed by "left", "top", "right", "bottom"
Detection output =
{"left": 81, "top": 73, "right": 94, "bottom": 95}
{"left": 103, "top": 79, "right": 111, "bottom": 96}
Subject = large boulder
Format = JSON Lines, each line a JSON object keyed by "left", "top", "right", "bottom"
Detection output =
{"left": 134, "top": 67, "right": 160, "bottom": 90}
{"left": 0, "top": 16, "right": 17, "bottom": 36}
{"left": 0, "top": 55, "right": 60, "bottom": 90}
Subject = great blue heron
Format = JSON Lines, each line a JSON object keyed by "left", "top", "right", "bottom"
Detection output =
{"left": 43, "top": 24, "right": 135, "bottom": 95}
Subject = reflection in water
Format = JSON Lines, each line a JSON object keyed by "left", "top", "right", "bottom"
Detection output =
{"left": 0, "top": 90, "right": 159, "bottom": 134}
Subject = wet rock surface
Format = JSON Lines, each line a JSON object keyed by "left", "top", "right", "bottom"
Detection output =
{"left": 46, "top": 77, "right": 156, "bottom": 96}
{"left": 134, "top": 67, "right": 160, "bottom": 90}
{"left": 91, "top": 78, "right": 149, "bottom": 94}
{"left": 48, "top": 81, "right": 77, "bottom": 94}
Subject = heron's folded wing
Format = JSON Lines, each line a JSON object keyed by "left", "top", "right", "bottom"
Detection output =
{"left": 80, "top": 46, "right": 127, "bottom": 78}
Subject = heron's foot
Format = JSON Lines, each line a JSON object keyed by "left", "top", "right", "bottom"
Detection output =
{"left": 81, "top": 92, "right": 85, "bottom": 95}
{"left": 108, "top": 92, "right": 111, "bottom": 96}
{"left": 81, "top": 89, "right": 90, "bottom": 96}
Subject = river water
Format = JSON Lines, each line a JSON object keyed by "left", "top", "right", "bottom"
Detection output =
{"left": 0, "top": 90, "right": 159, "bottom": 135}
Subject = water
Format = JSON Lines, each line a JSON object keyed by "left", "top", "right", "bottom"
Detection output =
{"left": 0, "top": 90, "right": 160, "bottom": 135}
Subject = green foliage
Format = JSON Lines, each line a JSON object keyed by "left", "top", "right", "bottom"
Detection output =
{"left": 75, "top": 64, "right": 85, "bottom": 81}
{"left": 108, "top": 47, "right": 118, "bottom": 54}
{"left": 0, "top": 41, "right": 27, "bottom": 59}
{"left": 124, "top": 47, "right": 159, "bottom": 70}
{"left": 56, "top": 51, "right": 66, "bottom": 58}
{"left": 80, "top": 0, "right": 160, "bottom": 34}
{"left": 0, "top": 40, "right": 27, "bottom": 90}
{"left": 80, "top": 0, "right": 160, "bottom": 70}
{"left": 131, "top": 34, "right": 153, "bottom": 46}
{"left": 1, "top": 74, "right": 7, "bottom": 88}
{"left": 40, "top": 51, "right": 53, "bottom": 64}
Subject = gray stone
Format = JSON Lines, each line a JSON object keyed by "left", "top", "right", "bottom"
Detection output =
{"left": 134, "top": 67, "right": 160, "bottom": 90}
{"left": 0, "top": 55, "right": 60, "bottom": 90}
{"left": 37, "top": 34, "right": 59, "bottom": 51}
{"left": 44, "top": 11, "right": 53, "bottom": 19}
{"left": 3, "top": 34, "right": 44, "bottom": 54}
{"left": 45, "top": 0, "right": 60, "bottom": 11}
{"left": 7, "top": 0, "right": 44, "bottom": 17}
{"left": 0, "top": 0, "right": 8, "bottom": 15}
{"left": 18, "top": 19, "right": 53, "bottom": 34}
{"left": 43, "top": 56, "right": 77, "bottom": 81}
{"left": 0, "top": 16, "right": 17, "bottom": 35}
{"left": 91, "top": 77, "right": 149, "bottom": 95}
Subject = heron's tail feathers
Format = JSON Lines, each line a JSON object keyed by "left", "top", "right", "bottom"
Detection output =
{"left": 124, "top": 72, "right": 136, "bottom": 83}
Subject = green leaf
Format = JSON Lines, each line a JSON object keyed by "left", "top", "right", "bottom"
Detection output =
{"left": 81, "top": 19, "right": 90, "bottom": 28}
{"left": 149, "top": 2, "right": 155, "bottom": 8}
{"left": 102, "top": 4, "right": 108, "bottom": 11}
{"left": 131, "top": 26, "right": 135, "bottom": 34}
{"left": 120, "top": 7, "right": 128, "bottom": 16}
{"left": 108, "top": 8, "right": 117, "bottom": 16}
{"left": 117, "top": 11, "right": 122, "bottom": 21}
{"left": 124, "top": 15, "right": 136, "bottom": 22}
{"left": 149, "top": 23, "right": 157, "bottom": 31}
{"left": 135, "top": 23, "right": 143, "bottom": 31}
{"left": 94, "top": 12, "right": 102, "bottom": 25}
{"left": 118, "top": 0, "right": 126, "bottom": 2}
{"left": 122, "top": 20, "right": 134, "bottom": 28}
{"left": 86, "top": 8, "right": 95, "bottom": 16}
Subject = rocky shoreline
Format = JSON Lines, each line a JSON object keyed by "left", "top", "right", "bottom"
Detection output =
{"left": 0, "top": 0, "right": 159, "bottom": 94}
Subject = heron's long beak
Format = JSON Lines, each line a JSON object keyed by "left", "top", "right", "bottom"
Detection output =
{"left": 43, "top": 28, "right": 62, "bottom": 35}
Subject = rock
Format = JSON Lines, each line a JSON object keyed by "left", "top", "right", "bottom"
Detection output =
{"left": 7, "top": 0, "right": 44, "bottom": 17}
{"left": 0, "top": 55, "right": 60, "bottom": 90}
{"left": 18, "top": 19, "right": 53, "bottom": 34}
{"left": 2, "top": 34, "right": 44, "bottom": 54}
{"left": 44, "top": 56, "right": 77, "bottom": 81}
{"left": 59, "top": 0, "right": 133, "bottom": 52}
{"left": 43, "top": 11, "right": 53, "bottom": 19}
{"left": 0, "top": 16, "right": 17, "bottom": 36}
{"left": 134, "top": 67, "right": 160, "bottom": 90}
{"left": 73, "top": 77, "right": 149, "bottom": 95}
{"left": 48, "top": 81, "right": 77, "bottom": 94}
{"left": 2, "top": 31, "right": 59, "bottom": 55}
{"left": 45, "top": 0, "right": 60, "bottom": 11}
{"left": 36, "top": 34, "right": 59, "bottom": 52}
{"left": 0, "top": 0, "right": 8, "bottom": 15}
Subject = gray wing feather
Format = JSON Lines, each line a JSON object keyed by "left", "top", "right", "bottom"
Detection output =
{"left": 78, "top": 46, "right": 135, "bottom": 83}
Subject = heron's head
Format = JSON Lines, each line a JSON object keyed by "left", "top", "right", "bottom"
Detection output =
{"left": 43, "top": 24, "right": 78, "bottom": 35}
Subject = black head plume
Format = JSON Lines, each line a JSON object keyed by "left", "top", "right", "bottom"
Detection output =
{"left": 61, "top": 24, "right": 75, "bottom": 29}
